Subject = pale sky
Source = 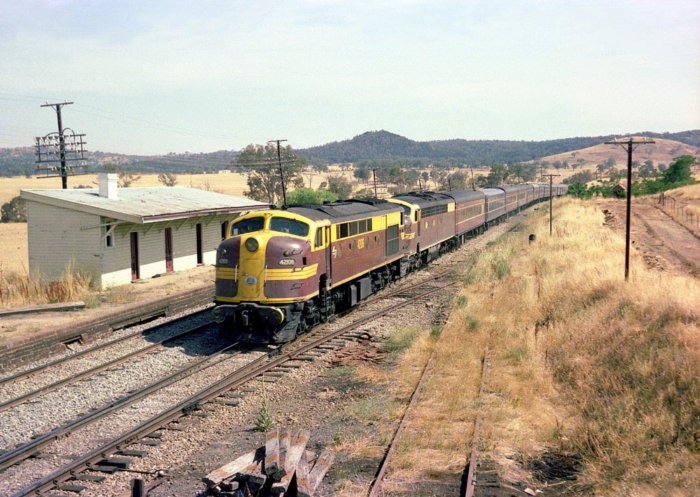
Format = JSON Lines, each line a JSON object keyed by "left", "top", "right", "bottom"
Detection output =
{"left": 1, "top": 0, "right": 699, "bottom": 155}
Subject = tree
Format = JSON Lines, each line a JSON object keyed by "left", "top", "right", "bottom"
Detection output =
{"left": 1, "top": 196, "right": 26, "bottom": 222}
{"left": 639, "top": 161, "right": 656, "bottom": 178}
{"left": 118, "top": 171, "right": 141, "bottom": 187}
{"left": 662, "top": 155, "right": 695, "bottom": 184}
{"left": 235, "top": 144, "right": 305, "bottom": 204}
{"left": 287, "top": 188, "right": 338, "bottom": 205}
{"left": 483, "top": 164, "right": 509, "bottom": 186}
{"left": 420, "top": 171, "right": 429, "bottom": 189}
{"left": 158, "top": 172, "right": 178, "bottom": 187}
{"left": 441, "top": 171, "right": 467, "bottom": 190}
{"left": 353, "top": 166, "right": 370, "bottom": 182}
{"left": 326, "top": 175, "right": 353, "bottom": 199}
{"left": 311, "top": 162, "right": 328, "bottom": 173}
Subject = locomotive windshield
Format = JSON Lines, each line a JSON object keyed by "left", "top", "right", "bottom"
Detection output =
{"left": 269, "top": 217, "right": 309, "bottom": 237}
{"left": 231, "top": 217, "right": 264, "bottom": 236}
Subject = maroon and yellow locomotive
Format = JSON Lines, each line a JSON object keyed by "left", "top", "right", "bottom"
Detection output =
{"left": 213, "top": 184, "right": 567, "bottom": 343}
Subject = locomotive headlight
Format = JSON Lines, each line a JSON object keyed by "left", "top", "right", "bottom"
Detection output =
{"left": 244, "top": 237, "right": 259, "bottom": 252}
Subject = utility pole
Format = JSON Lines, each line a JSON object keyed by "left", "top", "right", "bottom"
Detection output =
{"left": 35, "top": 101, "right": 86, "bottom": 189}
{"left": 268, "top": 139, "right": 288, "bottom": 208}
{"left": 469, "top": 166, "right": 475, "bottom": 190}
{"left": 372, "top": 169, "right": 378, "bottom": 198}
{"left": 542, "top": 174, "right": 560, "bottom": 236}
{"left": 605, "top": 137, "right": 655, "bottom": 281}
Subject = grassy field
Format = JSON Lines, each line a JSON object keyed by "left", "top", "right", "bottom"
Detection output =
{"left": 337, "top": 199, "right": 699, "bottom": 495}
{"left": 423, "top": 200, "right": 698, "bottom": 493}
{"left": 0, "top": 223, "right": 28, "bottom": 273}
{"left": 542, "top": 137, "right": 699, "bottom": 170}
{"left": 0, "top": 169, "right": 359, "bottom": 207}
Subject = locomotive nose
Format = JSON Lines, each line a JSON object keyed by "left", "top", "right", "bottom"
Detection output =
{"left": 237, "top": 234, "right": 267, "bottom": 299}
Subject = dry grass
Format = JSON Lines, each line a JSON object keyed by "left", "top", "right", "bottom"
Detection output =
{"left": 657, "top": 183, "right": 700, "bottom": 235}
{"left": 0, "top": 223, "right": 28, "bottom": 273}
{"left": 542, "top": 138, "right": 699, "bottom": 172}
{"left": 0, "top": 169, "right": 358, "bottom": 207}
{"left": 453, "top": 199, "right": 700, "bottom": 494}
{"left": 0, "top": 259, "right": 93, "bottom": 308}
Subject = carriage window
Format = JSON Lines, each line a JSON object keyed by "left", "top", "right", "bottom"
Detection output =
{"left": 270, "top": 217, "right": 309, "bottom": 237}
{"left": 231, "top": 217, "right": 264, "bottom": 235}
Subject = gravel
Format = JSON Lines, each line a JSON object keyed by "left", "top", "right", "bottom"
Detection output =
{"left": 1, "top": 212, "right": 527, "bottom": 497}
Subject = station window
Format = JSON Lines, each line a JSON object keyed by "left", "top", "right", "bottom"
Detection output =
{"left": 105, "top": 234, "right": 113, "bottom": 247}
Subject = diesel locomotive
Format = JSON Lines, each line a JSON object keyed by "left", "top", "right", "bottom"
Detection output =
{"left": 213, "top": 183, "right": 567, "bottom": 343}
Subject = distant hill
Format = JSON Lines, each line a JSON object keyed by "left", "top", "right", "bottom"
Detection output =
{"left": 1, "top": 129, "right": 698, "bottom": 177}
{"left": 297, "top": 130, "right": 700, "bottom": 166}
{"left": 542, "top": 137, "right": 700, "bottom": 168}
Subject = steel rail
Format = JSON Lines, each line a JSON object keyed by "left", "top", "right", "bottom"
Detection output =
{"left": 10, "top": 280, "right": 458, "bottom": 497}
{"left": 462, "top": 343, "right": 492, "bottom": 497}
{"left": 367, "top": 317, "right": 442, "bottom": 497}
{"left": 0, "top": 320, "right": 214, "bottom": 413}
{"left": 0, "top": 308, "right": 211, "bottom": 388}
{"left": 0, "top": 327, "right": 234, "bottom": 473}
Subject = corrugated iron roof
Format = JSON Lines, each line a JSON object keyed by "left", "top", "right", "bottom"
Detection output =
{"left": 20, "top": 187, "right": 269, "bottom": 224}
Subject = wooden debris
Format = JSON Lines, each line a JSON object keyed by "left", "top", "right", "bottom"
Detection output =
{"left": 297, "top": 449, "right": 335, "bottom": 497}
{"left": 271, "top": 430, "right": 310, "bottom": 494}
{"left": 264, "top": 428, "right": 282, "bottom": 478}
{"left": 203, "top": 446, "right": 264, "bottom": 488}
{"left": 204, "top": 429, "right": 332, "bottom": 496}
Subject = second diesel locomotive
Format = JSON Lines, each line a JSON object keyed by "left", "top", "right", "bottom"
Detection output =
{"left": 213, "top": 184, "right": 567, "bottom": 343}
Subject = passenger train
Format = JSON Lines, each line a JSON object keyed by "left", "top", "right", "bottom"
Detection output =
{"left": 213, "top": 183, "right": 567, "bottom": 343}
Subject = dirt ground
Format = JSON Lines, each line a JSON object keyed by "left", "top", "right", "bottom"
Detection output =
{"left": 598, "top": 197, "right": 700, "bottom": 276}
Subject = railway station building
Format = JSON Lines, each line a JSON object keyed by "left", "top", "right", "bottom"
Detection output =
{"left": 20, "top": 174, "right": 268, "bottom": 288}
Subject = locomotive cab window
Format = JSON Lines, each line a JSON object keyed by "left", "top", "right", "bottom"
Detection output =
{"left": 315, "top": 227, "right": 323, "bottom": 248}
{"left": 231, "top": 217, "right": 264, "bottom": 236}
{"left": 269, "top": 217, "right": 309, "bottom": 237}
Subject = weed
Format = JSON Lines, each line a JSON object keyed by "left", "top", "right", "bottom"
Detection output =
{"left": 254, "top": 388, "right": 274, "bottom": 432}
{"left": 506, "top": 347, "right": 528, "bottom": 363}
{"left": 384, "top": 328, "right": 419, "bottom": 354}
{"left": 83, "top": 293, "right": 102, "bottom": 309}
{"left": 491, "top": 254, "right": 511, "bottom": 279}
{"left": 465, "top": 316, "right": 479, "bottom": 332}
{"left": 328, "top": 365, "right": 353, "bottom": 380}
{"left": 430, "top": 324, "right": 442, "bottom": 338}
{"left": 455, "top": 295, "right": 467, "bottom": 308}
{"left": 332, "top": 430, "right": 345, "bottom": 446}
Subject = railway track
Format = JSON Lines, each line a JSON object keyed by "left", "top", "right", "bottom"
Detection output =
{"left": 0, "top": 307, "right": 212, "bottom": 394}
{"left": 4, "top": 272, "right": 458, "bottom": 497}
{"left": 3, "top": 210, "right": 531, "bottom": 497}
{"left": 0, "top": 318, "right": 214, "bottom": 414}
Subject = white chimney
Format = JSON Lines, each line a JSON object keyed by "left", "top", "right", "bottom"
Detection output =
{"left": 98, "top": 173, "right": 118, "bottom": 200}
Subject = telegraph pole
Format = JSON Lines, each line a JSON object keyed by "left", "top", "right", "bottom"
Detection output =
{"left": 36, "top": 101, "right": 86, "bottom": 189}
{"left": 268, "top": 139, "right": 288, "bottom": 208}
{"left": 372, "top": 169, "right": 378, "bottom": 198}
{"left": 542, "top": 174, "right": 560, "bottom": 236}
{"left": 605, "top": 137, "right": 655, "bottom": 281}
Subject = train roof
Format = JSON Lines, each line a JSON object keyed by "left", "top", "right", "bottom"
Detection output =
{"left": 392, "top": 191, "right": 455, "bottom": 208}
{"left": 508, "top": 184, "right": 532, "bottom": 192}
{"left": 438, "top": 189, "right": 486, "bottom": 203}
{"left": 482, "top": 188, "right": 505, "bottom": 197}
{"left": 285, "top": 199, "right": 401, "bottom": 222}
